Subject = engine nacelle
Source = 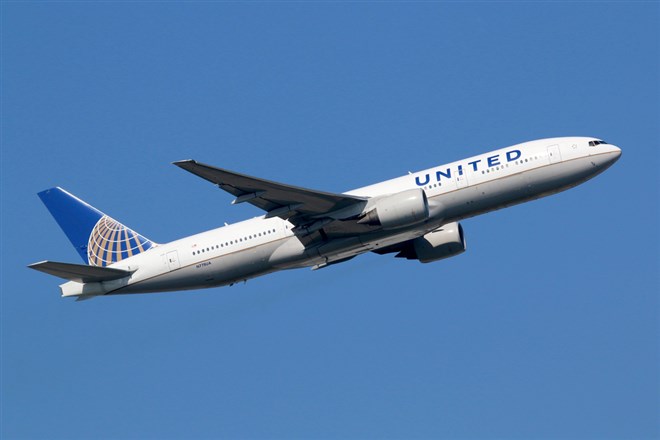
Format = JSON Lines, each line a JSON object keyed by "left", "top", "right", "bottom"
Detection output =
{"left": 358, "top": 188, "right": 429, "bottom": 229}
{"left": 413, "top": 222, "right": 466, "bottom": 263}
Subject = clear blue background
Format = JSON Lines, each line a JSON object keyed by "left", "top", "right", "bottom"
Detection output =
{"left": 2, "top": 2, "right": 658, "bottom": 439}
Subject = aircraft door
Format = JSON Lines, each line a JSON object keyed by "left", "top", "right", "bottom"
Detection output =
{"left": 547, "top": 144, "right": 562, "bottom": 164}
{"left": 166, "top": 250, "right": 181, "bottom": 271}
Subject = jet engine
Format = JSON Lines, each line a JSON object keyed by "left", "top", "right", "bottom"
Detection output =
{"left": 372, "top": 221, "right": 466, "bottom": 263}
{"left": 358, "top": 188, "right": 429, "bottom": 229}
{"left": 412, "top": 222, "right": 466, "bottom": 263}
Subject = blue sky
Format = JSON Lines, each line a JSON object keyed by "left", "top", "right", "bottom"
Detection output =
{"left": 2, "top": 2, "right": 658, "bottom": 439}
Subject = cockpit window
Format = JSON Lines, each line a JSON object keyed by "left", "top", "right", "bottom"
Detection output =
{"left": 588, "top": 140, "right": 608, "bottom": 147}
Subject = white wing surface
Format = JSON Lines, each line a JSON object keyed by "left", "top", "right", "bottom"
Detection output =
{"left": 173, "top": 160, "right": 368, "bottom": 234}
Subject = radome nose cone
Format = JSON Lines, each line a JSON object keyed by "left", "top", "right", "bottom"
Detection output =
{"left": 604, "top": 146, "right": 622, "bottom": 167}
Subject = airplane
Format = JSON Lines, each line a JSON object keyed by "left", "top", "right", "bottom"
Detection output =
{"left": 29, "top": 137, "right": 621, "bottom": 300}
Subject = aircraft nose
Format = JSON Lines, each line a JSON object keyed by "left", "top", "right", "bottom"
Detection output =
{"left": 602, "top": 144, "right": 622, "bottom": 167}
{"left": 608, "top": 145, "right": 622, "bottom": 160}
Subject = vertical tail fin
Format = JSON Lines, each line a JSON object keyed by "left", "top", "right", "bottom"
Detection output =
{"left": 38, "top": 187, "right": 157, "bottom": 267}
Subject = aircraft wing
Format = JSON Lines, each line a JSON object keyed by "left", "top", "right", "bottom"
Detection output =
{"left": 173, "top": 160, "right": 367, "bottom": 231}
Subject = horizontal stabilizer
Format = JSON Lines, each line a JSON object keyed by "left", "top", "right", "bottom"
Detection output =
{"left": 28, "top": 261, "right": 135, "bottom": 283}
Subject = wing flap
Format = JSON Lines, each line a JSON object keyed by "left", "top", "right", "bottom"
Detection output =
{"left": 28, "top": 261, "right": 135, "bottom": 283}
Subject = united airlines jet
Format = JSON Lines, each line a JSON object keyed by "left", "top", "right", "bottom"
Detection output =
{"left": 30, "top": 137, "right": 621, "bottom": 300}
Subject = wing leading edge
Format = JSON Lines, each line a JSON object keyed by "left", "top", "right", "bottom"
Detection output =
{"left": 173, "top": 160, "right": 367, "bottom": 232}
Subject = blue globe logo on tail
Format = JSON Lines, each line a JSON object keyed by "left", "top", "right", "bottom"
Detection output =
{"left": 37, "top": 187, "right": 157, "bottom": 267}
{"left": 87, "top": 215, "right": 155, "bottom": 267}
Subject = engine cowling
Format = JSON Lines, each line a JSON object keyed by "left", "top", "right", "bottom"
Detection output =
{"left": 412, "top": 222, "right": 466, "bottom": 263}
{"left": 358, "top": 188, "right": 429, "bottom": 229}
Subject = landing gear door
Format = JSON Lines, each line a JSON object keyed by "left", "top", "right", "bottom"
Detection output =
{"left": 547, "top": 144, "right": 562, "bottom": 164}
{"left": 166, "top": 250, "right": 180, "bottom": 271}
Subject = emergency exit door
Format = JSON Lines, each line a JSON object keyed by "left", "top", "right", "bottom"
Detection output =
{"left": 166, "top": 250, "right": 180, "bottom": 271}
{"left": 548, "top": 144, "right": 562, "bottom": 164}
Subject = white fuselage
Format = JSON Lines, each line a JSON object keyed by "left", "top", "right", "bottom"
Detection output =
{"left": 59, "top": 137, "right": 621, "bottom": 297}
